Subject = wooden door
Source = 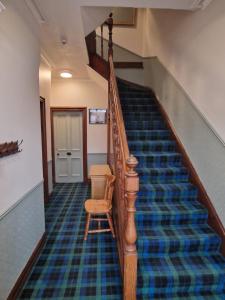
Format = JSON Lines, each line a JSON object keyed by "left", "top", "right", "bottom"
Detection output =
{"left": 40, "top": 98, "right": 49, "bottom": 202}
{"left": 53, "top": 111, "right": 84, "bottom": 183}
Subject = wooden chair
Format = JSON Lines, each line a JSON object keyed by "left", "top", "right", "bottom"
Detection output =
{"left": 84, "top": 174, "right": 116, "bottom": 240}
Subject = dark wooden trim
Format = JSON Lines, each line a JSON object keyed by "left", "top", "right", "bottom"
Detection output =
{"left": 117, "top": 77, "right": 150, "bottom": 91}
{"left": 40, "top": 97, "right": 49, "bottom": 203}
{"left": 155, "top": 95, "right": 225, "bottom": 256}
{"left": 50, "top": 107, "right": 88, "bottom": 183}
{"left": 114, "top": 62, "right": 143, "bottom": 69}
{"left": 7, "top": 233, "right": 46, "bottom": 300}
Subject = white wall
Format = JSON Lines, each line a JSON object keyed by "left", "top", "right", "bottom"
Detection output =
{"left": 97, "top": 8, "right": 146, "bottom": 57}
{"left": 51, "top": 73, "right": 108, "bottom": 154}
{"left": 39, "top": 58, "right": 52, "bottom": 161}
{"left": 144, "top": 1, "right": 225, "bottom": 144}
{"left": 0, "top": 2, "right": 43, "bottom": 216}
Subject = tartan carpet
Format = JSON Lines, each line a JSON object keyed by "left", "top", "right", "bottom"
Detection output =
{"left": 118, "top": 78, "right": 225, "bottom": 299}
{"left": 17, "top": 183, "right": 122, "bottom": 300}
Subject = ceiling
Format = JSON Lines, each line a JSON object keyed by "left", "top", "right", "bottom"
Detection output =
{"left": 20, "top": 0, "right": 213, "bottom": 79}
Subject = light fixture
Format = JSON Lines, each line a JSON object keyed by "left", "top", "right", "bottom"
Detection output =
{"left": 0, "top": 1, "right": 5, "bottom": 13}
{"left": 60, "top": 71, "right": 73, "bottom": 79}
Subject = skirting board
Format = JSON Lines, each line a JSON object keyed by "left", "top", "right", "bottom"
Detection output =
{"left": 7, "top": 233, "right": 46, "bottom": 300}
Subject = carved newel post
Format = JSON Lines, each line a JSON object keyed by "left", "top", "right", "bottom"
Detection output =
{"left": 124, "top": 154, "right": 139, "bottom": 300}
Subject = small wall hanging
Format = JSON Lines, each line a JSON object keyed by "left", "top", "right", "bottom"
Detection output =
{"left": 0, "top": 140, "right": 23, "bottom": 158}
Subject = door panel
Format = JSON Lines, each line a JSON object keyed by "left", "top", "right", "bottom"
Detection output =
{"left": 53, "top": 111, "right": 84, "bottom": 183}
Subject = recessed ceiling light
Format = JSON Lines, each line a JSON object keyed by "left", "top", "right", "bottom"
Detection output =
{"left": 60, "top": 71, "right": 73, "bottom": 79}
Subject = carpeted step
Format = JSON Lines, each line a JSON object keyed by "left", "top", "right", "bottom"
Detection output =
{"left": 136, "top": 200, "right": 208, "bottom": 226}
{"left": 137, "top": 253, "right": 225, "bottom": 298}
{"left": 133, "top": 152, "right": 183, "bottom": 168}
{"left": 121, "top": 98, "right": 155, "bottom": 106}
{"left": 137, "top": 167, "right": 189, "bottom": 184}
{"left": 126, "top": 130, "right": 172, "bottom": 141}
{"left": 138, "top": 182, "right": 198, "bottom": 202}
{"left": 121, "top": 103, "right": 158, "bottom": 112}
{"left": 129, "top": 140, "right": 177, "bottom": 152}
{"left": 125, "top": 120, "right": 167, "bottom": 130}
{"left": 119, "top": 91, "right": 153, "bottom": 98}
{"left": 123, "top": 111, "right": 161, "bottom": 119}
{"left": 137, "top": 224, "right": 221, "bottom": 255}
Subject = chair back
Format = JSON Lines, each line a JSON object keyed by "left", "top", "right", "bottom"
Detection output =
{"left": 104, "top": 174, "right": 116, "bottom": 206}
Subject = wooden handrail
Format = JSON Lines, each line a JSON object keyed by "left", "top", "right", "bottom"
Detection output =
{"left": 107, "top": 14, "right": 139, "bottom": 300}
{"left": 85, "top": 14, "right": 139, "bottom": 299}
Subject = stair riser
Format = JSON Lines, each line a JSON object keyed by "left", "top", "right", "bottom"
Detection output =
{"left": 121, "top": 99, "right": 155, "bottom": 105}
{"left": 119, "top": 92, "right": 153, "bottom": 98}
{"left": 136, "top": 212, "right": 208, "bottom": 226}
{"left": 137, "top": 280, "right": 225, "bottom": 299}
{"left": 138, "top": 171, "right": 189, "bottom": 184}
{"left": 126, "top": 131, "right": 172, "bottom": 141}
{"left": 123, "top": 112, "right": 161, "bottom": 118}
{"left": 129, "top": 142, "right": 177, "bottom": 152}
{"left": 136, "top": 155, "right": 183, "bottom": 168}
{"left": 138, "top": 189, "right": 198, "bottom": 201}
{"left": 125, "top": 122, "right": 167, "bottom": 130}
{"left": 122, "top": 104, "right": 158, "bottom": 112}
{"left": 137, "top": 236, "right": 221, "bottom": 255}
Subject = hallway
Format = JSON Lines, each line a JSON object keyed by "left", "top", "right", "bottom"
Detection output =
{"left": 17, "top": 183, "right": 122, "bottom": 299}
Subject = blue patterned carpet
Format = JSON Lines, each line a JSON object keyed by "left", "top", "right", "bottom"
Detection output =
{"left": 17, "top": 183, "right": 122, "bottom": 300}
{"left": 118, "top": 78, "right": 225, "bottom": 300}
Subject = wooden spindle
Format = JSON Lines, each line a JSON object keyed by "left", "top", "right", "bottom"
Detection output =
{"left": 124, "top": 155, "right": 139, "bottom": 300}
{"left": 107, "top": 13, "right": 113, "bottom": 59}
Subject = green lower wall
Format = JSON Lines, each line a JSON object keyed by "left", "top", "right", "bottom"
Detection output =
{"left": 0, "top": 182, "right": 45, "bottom": 300}
{"left": 143, "top": 57, "right": 225, "bottom": 228}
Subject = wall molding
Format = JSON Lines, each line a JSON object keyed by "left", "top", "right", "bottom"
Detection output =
{"left": 155, "top": 93, "right": 225, "bottom": 256}
{"left": 0, "top": 180, "right": 43, "bottom": 221}
{"left": 7, "top": 233, "right": 46, "bottom": 300}
{"left": 150, "top": 57, "right": 225, "bottom": 148}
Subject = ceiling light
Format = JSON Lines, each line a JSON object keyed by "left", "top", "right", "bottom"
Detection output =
{"left": 60, "top": 71, "right": 73, "bottom": 79}
{"left": 0, "top": 2, "right": 5, "bottom": 13}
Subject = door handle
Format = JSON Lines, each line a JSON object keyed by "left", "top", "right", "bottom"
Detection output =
{"left": 67, "top": 152, "right": 72, "bottom": 156}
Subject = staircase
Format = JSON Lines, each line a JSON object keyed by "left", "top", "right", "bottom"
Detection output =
{"left": 118, "top": 78, "right": 225, "bottom": 299}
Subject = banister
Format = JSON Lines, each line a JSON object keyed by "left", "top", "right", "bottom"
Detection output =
{"left": 107, "top": 13, "right": 139, "bottom": 300}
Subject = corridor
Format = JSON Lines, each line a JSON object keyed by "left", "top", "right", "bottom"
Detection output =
{"left": 18, "top": 183, "right": 122, "bottom": 299}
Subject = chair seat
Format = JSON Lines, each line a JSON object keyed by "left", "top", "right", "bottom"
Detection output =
{"left": 85, "top": 199, "right": 111, "bottom": 214}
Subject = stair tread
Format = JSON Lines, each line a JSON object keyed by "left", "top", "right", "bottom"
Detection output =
{"left": 138, "top": 252, "right": 225, "bottom": 275}
{"left": 137, "top": 223, "right": 219, "bottom": 240}
{"left": 136, "top": 200, "right": 207, "bottom": 215}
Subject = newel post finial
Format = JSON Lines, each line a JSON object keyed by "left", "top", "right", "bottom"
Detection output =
{"left": 107, "top": 13, "right": 113, "bottom": 59}
{"left": 125, "top": 154, "right": 139, "bottom": 254}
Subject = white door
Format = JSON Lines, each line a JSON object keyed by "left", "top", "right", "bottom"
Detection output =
{"left": 53, "top": 111, "right": 84, "bottom": 183}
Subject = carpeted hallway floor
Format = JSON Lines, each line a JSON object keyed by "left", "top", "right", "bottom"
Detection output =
{"left": 17, "top": 183, "right": 122, "bottom": 300}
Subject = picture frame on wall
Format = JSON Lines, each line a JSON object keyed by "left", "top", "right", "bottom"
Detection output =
{"left": 89, "top": 109, "right": 107, "bottom": 124}
{"left": 112, "top": 8, "right": 137, "bottom": 27}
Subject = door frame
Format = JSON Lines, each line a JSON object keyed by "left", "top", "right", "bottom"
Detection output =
{"left": 40, "top": 97, "right": 49, "bottom": 202}
{"left": 51, "top": 107, "right": 88, "bottom": 183}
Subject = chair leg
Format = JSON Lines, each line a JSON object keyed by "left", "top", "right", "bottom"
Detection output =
{"left": 106, "top": 213, "right": 115, "bottom": 238}
{"left": 84, "top": 213, "right": 91, "bottom": 240}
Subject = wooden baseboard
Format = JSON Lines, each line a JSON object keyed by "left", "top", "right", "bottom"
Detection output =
{"left": 155, "top": 97, "right": 225, "bottom": 256}
{"left": 7, "top": 233, "right": 46, "bottom": 300}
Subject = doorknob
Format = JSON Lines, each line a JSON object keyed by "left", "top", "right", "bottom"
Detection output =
{"left": 67, "top": 152, "right": 72, "bottom": 156}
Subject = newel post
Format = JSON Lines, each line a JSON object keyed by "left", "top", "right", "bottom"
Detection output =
{"left": 124, "top": 155, "right": 139, "bottom": 300}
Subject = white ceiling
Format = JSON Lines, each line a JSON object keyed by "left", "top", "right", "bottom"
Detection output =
{"left": 19, "top": 0, "right": 213, "bottom": 79}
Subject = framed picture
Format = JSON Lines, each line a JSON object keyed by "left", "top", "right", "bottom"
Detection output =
{"left": 89, "top": 109, "right": 107, "bottom": 124}
{"left": 112, "top": 8, "right": 137, "bottom": 27}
